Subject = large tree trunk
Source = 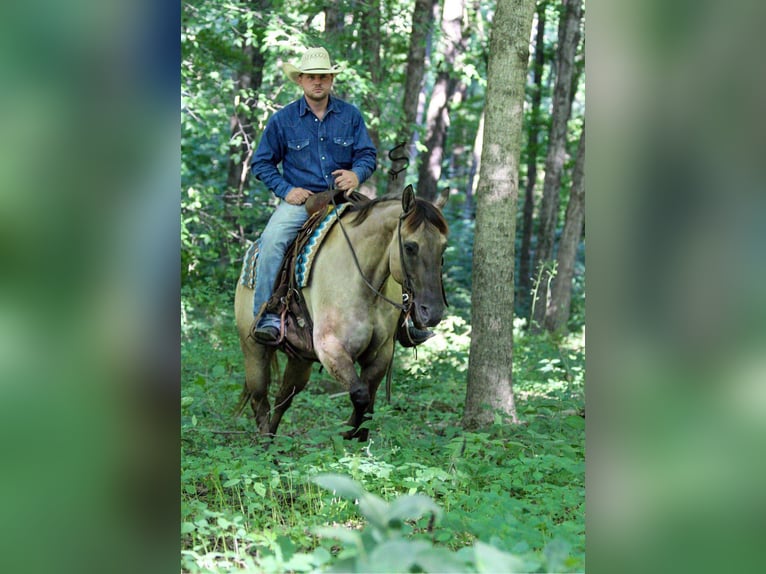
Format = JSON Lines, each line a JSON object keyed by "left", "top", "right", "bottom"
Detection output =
{"left": 518, "top": 2, "right": 548, "bottom": 311}
{"left": 544, "top": 127, "right": 585, "bottom": 333}
{"left": 531, "top": 0, "right": 583, "bottom": 331}
{"left": 415, "top": 0, "right": 466, "bottom": 202}
{"left": 463, "top": 0, "right": 536, "bottom": 430}
{"left": 386, "top": 0, "right": 435, "bottom": 196}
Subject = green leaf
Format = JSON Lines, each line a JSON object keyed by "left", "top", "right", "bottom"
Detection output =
{"left": 386, "top": 494, "right": 443, "bottom": 525}
{"left": 543, "top": 538, "right": 571, "bottom": 572}
{"left": 180, "top": 521, "right": 195, "bottom": 534}
{"left": 473, "top": 541, "right": 525, "bottom": 573}
{"left": 251, "top": 481, "right": 266, "bottom": 497}
{"left": 564, "top": 415, "right": 585, "bottom": 429}
{"left": 364, "top": 539, "right": 431, "bottom": 573}
{"left": 222, "top": 478, "right": 240, "bottom": 488}
{"left": 415, "top": 547, "right": 470, "bottom": 573}
{"left": 312, "top": 474, "right": 364, "bottom": 500}
{"left": 283, "top": 552, "right": 315, "bottom": 572}
{"left": 310, "top": 547, "right": 332, "bottom": 567}
{"left": 313, "top": 526, "right": 363, "bottom": 547}
{"left": 358, "top": 492, "right": 389, "bottom": 531}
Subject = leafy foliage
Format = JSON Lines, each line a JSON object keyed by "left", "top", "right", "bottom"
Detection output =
{"left": 181, "top": 262, "right": 584, "bottom": 572}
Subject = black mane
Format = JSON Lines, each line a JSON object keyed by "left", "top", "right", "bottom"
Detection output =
{"left": 347, "top": 193, "right": 448, "bottom": 234}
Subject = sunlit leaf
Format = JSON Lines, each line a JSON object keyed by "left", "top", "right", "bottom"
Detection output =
{"left": 312, "top": 474, "right": 364, "bottom": 500}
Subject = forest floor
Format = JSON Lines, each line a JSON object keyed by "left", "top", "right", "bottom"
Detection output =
{"left": 181, "top": 284, "right": 585, "bottom": 573}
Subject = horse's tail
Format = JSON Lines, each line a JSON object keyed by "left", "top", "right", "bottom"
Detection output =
{"left": 233, "top": 353, "right": 281, "bottom": 417}
{"left": 233, "top": 385, "right": 252, "bottom": 418}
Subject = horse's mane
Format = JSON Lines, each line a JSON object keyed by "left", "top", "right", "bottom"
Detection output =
{"left": 346, "top": 193, "right": 448, "bottom": 235}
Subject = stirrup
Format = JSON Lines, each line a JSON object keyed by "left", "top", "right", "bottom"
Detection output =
{"left": 397, "top": 323, "right": 434, "bottom": 347}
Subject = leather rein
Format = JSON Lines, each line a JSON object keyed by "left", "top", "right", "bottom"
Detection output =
{"left": 331, "top": 194, "right": 415, "bottom": 317}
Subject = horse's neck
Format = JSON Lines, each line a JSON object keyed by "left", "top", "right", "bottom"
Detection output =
{"left": 344, "top": 203, "right": 400, "bottom": 281}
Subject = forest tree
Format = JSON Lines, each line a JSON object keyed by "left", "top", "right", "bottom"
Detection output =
{"left": 463, "top": 0, "right": 536, "bottom": 429}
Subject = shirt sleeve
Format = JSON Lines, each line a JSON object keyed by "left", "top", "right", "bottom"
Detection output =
{"left": 250, "top": 117, "right": 293, "bottom": 199}
{"left": 349, "top": 109, "right": 377, "bottom": 185}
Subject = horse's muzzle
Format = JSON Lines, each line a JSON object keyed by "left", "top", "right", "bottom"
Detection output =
{"left": 412, "top": 302, "right": 444, "bottom": 329}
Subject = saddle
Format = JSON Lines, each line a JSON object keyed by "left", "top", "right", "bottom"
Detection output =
{"left": 257, "top": 190, "right": 356, "bottom": 360}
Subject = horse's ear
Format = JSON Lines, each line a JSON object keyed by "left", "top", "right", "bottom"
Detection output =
{"left": 402, "top": 185, "right": 416, "bottom": 214}
{"left": 435, "top": 187, "right": 449, "bottom": 209}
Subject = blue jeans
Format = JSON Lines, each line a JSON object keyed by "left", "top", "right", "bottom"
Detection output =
{"left": 253, "top": 201, "right": 309, "bottom": 327}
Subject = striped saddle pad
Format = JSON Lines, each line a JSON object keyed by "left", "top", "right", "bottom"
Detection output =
{"left": 239, "top": 202, "right": 351, "bottom": 290}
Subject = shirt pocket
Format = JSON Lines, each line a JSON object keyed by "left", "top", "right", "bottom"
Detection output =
{"left": 332, "top": 136, "right": 354, "bottom": 165}
{"left": 286, "top": 138, "right": 311, "bottom": 169}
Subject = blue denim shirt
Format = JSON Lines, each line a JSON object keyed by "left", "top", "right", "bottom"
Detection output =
{"left": 251, "top": 95, "right": 377, "bottom": 199}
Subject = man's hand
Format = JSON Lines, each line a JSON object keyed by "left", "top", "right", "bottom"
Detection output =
{"left": 332, "top": 169, "right": 359, "bottom": 196}
{"left": 285, "top": 187, "right": 312, "bottom": 205}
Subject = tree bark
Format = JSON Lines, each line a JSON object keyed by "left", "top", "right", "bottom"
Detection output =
{"left": 531, "top": 0, "right": 583, "bottom": 331}
{"left": 463, "top": 109, "right": 484, "bottom": 219}
{"left": 518, "top": 2, "right": 548, "bottom": 310}
{"left": 358, "top": 0, "right": 382, "bottom": 196}
{"left": 415, "top": 0, "right": 466, "bottom": 202}
{"left": 225, "top": 44, "right": 265, "bottom": 195}
{"left": 324, "top": 4, "right": 344, "bottom": 37}
{"left": 386, "top": 0, "right": 436, "bottom": 196}
{"left": 224, "top": 0, "right": 269, "bottom": 248}
{"left": 544, "top": 127, "right": 585, "bottom": 333}
{"left": 463, "top": 0, "right": 536, "bottom": 430}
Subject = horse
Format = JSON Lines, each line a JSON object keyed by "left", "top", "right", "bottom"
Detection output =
{"left": 233, "top": 185, "right": 449, "bottom": 441}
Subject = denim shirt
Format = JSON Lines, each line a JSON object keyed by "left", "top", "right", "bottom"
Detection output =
{"left": 251, "top": 95, "right": 377, "bottom": 199}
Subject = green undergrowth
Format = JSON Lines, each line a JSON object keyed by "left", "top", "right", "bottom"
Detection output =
{"left": 181, "top": 283, "right": 585, "bottom": 572}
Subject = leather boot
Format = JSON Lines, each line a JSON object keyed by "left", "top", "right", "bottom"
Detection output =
{"left": 396, "top": 318, "right": 435, "bottom": 347}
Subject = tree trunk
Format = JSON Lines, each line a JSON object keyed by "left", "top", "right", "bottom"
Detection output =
{"left": 463, "top": 109, "right": 484, "bottom": 219}
{"left": 518, "top": 2, "right": 548, "bottom": 311}
{"left": 415, "top": 0, "right": 466, "bottom": 202}
{"left": 225, "top": 44, "right": 265, "bottom": 195}
{"left": 358, "top": 1, "right": 382, "bottom": 196}
{"left": 463, "top": 0, "right": 536, "bottom": 430}
{"left": 386, "top": 0, "right": 435, "bottom": 196}
{"left": 531, "top": 0, "right": 583, "bottom": 331}
{"left": 544, "top": 127, "right": 585, "bottom": 333}
{"left": 324, "top": 4, "right": 344, "bottom": 37}
{"left": 224, "top": 0, "right": 269, "bottom": 248}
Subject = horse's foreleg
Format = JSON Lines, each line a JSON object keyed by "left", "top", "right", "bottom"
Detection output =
{"left": 315, "top": 336, "right": 370, "bottom": 439}
{"left": 351, "top": 347, "right": 394, "bottom": 442}
{"left": 268, "top": 356, "right": 313, "bottom": 436}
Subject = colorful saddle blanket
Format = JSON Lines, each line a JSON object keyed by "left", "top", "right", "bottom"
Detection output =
{"left": 239, "top": 203, "right": 351, "bottom": 290}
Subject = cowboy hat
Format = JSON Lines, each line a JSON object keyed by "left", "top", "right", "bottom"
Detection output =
{"left": 283, "top": 47, "right": 344, "bottom": 84}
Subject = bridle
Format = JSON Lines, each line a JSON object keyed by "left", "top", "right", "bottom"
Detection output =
{"left": 331, "top": 194, "right": 416, "bottom": 316}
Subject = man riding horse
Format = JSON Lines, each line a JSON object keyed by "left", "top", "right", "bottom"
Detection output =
{"left": 248, "top": 46, "right": 431, "bottom": 346}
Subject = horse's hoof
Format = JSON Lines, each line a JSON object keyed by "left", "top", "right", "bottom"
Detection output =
{"left": 340, "top": 427, "right": 369, "bottom": 442}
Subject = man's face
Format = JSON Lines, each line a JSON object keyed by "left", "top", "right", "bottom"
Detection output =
{"left": 297, "top": 73, "right": 334, "bottom": 102}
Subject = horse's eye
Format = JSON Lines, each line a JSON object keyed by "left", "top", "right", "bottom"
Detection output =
{"left": 404, "top": 242, "right": 418, "bottom": 256}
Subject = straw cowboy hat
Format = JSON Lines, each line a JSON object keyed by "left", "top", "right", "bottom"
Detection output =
{"left": 283, "top": 47, "right": 345, "bottom": 84}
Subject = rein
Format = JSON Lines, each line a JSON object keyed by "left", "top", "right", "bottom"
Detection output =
{"left": 331, "top": 194, "right": 413, "bottom": 314}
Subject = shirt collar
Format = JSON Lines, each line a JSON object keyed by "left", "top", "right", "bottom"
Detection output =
{"left": 298, "top": 95, "right": 336, "bottom": 117}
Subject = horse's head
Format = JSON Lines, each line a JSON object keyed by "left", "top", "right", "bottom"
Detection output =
{"left": 393, "top": 185, "right": 449, "bottom": 329}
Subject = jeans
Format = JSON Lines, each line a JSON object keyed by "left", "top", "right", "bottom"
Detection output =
{"left": 253, "top": 201, "right": 309, "bottom": 327}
